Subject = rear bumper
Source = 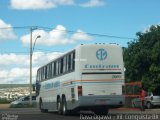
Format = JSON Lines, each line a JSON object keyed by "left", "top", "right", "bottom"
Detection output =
{"left": 67, "top": 95, "right": 124, "bottom": 111}
{"left": 78, "top": 95, "right": 124, "bottom": 108}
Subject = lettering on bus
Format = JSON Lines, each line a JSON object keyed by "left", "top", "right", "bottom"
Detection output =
{"left": 84, "top": 64, "right": 119, "bottom": 69}
{"left": 43, "top": 81, "right": 60, "bottom": 89}
{"left": 112, "top": 75, "right": 122, "bottom": 79}
{"left": 74, "top": 58, "right": 87, "bottom": 62}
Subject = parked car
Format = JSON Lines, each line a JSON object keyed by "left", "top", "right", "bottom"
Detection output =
{"left": 132, "top": 91, "right": 160, "bottom": 109}
{"left": 10, "top": 95, "right": 36, "bottom": 106}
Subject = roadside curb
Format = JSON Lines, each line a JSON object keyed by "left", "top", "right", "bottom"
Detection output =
{"left": 112, "top": 108, "right": 141, "bottom": 111}
{"left": 112, "top": 107, "right": 160, "bottom": 111}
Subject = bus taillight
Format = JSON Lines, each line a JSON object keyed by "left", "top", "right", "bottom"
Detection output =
{"left": 78, "top": 86, "right": 83, "bottom": 96}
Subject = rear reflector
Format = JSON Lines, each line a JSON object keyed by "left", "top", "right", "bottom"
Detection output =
{"left": 71, "top": 88, "right": 75, "bottom": 99}
{"left": 78, "top": 86, "right": 82, "bottom": 96}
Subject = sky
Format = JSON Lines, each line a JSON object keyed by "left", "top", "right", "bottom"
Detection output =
{"left": 0, "top": 0, "right": 160, "bottom": 84}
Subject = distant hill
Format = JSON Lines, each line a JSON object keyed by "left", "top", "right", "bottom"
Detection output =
{"left": 0, "top": 84, "right": 29, "bottom": 89}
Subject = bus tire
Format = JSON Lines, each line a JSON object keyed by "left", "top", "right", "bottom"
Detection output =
{"left": 62, "top": 97, "right": 69, "bottom": 115}
{"left": 57, "top": 98, "right": 62, "bottom": 114}
{"left": 39, "top": 99, "right": 48, "bottom": 112}
{"left": 39, "top": 99, "right": 44, "bottom": 112}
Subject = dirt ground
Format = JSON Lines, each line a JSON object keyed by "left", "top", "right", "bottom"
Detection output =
{"left": 0, "top": 104, "right": 10, "bottom": 109}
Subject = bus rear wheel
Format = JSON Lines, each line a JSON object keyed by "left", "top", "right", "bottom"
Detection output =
{"left": 62, "top": 97, "right": 70, "bottom": 115}
{"left": 57, "top": 99, "right": 62, "bottom": 114}
{"left": 39, "top": 99, "right": 44, "bottom": 112}
{"left": 39, "top": 99, "right": 48, "bottom": 112}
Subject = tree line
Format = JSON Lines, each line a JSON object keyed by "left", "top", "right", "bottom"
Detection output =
{"left": 124, "top": 25, "right": 160, "bottom": 92}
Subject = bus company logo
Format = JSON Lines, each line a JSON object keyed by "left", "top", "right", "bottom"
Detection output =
{"left": 96, "top": 49, "right": 107, "bottom": 61}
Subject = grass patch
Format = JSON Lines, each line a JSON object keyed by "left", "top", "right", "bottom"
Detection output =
{"left": 0, "top": 99, "right": 11, "bottom": 104}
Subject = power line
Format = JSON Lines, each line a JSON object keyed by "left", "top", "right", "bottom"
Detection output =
{"left": 0, "top": 26, "right": 38, "bottom": 30}
{"left": 0, "top": 48, "right": 62, "bottom": 54}
{"left": 0, "top": 26, "right": 136, "bottom": 40}
{"left": 0, "top": 51, "right": 29, "bottom": 54}
{"left": 34, "top": 48, "right": 57, "bottom": 52}
{"left": 0, "top": 76, "right": 31, "bottom": 79}
{"left": 38, "top": 26, "right": 135, "bottom": 40}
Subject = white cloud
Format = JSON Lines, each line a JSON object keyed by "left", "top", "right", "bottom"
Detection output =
{"left": 71, "top": 29, "right": 93, "bottom": 41}
{"left": 9, "top": 68, "right": 29, "bottom": 78}
{"left": 10, "top": 0, "right": 106, "bottom": 10}
{"left": 0, "top": 70, "right": 8, "bottom": 78}
{"left": 55, "top": 0, "right": 75, "bottom": 5}
{"left": 0, "top": 68, "right": 30, "bottom": 84}
{"left": 80, "top": 0, "right": 105, "bottom": 8}
{"left": 0, "top": 54, "right": 28, "bottom": 67}
{"left": 0, "top": 52, "right": 62, "bottom": 68}
{"left": 21, "top": 25, "right": 93, "bottom": 46}
{"left": 32, "top": 52, "right": 63, "bottom": 67}
{"left": 0, "top": 52, "right": 62, "bottom": 84}
{"left": 0, "top": 19, "right": 17, "bottom": 40}
{"left": 10, "top": 0, "right": 75, "bottom": 10}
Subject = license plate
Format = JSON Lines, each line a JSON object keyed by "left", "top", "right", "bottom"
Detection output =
{"left": 95, "top": 99, "right": 108, "bottom": 105}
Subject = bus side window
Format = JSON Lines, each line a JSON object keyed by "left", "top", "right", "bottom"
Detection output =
{"left": 54, "top": 62, "right": 56, "bottom": 76}
{"left": 60, "top": 58, "right": 63, "bottom": 74}
{"left": 63, "top": 56, "right": 66, "bottom": 73}
{"left": 49, "top": 63, "right": 52, "bottom": 78}
{"left": 46, "top": 65, "right": 49, "bottom": 79}
{"left": 41, "top": 68, "right": 44, "bottom": 81}
{"left": 70, "top": 53, "right": 73, "bottom": 71}
{"left": 36, "top": 70, "right": 39, "bottom": 82}
{"left": 38, "top": 69, "right": 41, "bottom": 81}
{"left": 43, "top": 67, "right": 45, "bottom": 80}
{"left": 52, "top": 62, "right": 54, "bottom": 78}
{"left": 58, "top": 60, "right": 61, "bottom": 75}
{"left": 73, "top": 51, "right": 75, "bottom": 70}
{"left": 72, "top": 52, "right": 75, "bottom": 70}
{"left": 68, "top": 54, "right": 71, "bottom": 71}
{"left": 66, "top": 55, "right": 69, "bottom": 72}
{"left": 56, "top": 61, "right": 59, "bottom": 75}
{"left": 42, "top": 68, "right": 44, "bottom": 81}
{"left": 45, "top": 66, "right": 47, "bottom": 79}
{"left": 38, "top": 70, "right": 40, "bottom": 81}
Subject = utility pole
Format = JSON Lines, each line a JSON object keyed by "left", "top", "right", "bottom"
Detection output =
{"left": 29, "top": 27, "right": 33, "bottom": 106}
{"left": 29, "top": 27, "right": 40, "bottom": 106}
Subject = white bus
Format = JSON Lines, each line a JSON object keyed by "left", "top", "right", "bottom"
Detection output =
{"left": 36, "top": 44, "right": 124, "bottom": 115}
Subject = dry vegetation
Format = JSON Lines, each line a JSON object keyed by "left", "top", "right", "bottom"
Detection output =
{"left": 0, "top": 104, "right": 10, "bottom": 109}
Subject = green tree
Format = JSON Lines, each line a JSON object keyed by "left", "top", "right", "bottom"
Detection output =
{"left": 124, "top": 25, "right": 160, "bottom": 91}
